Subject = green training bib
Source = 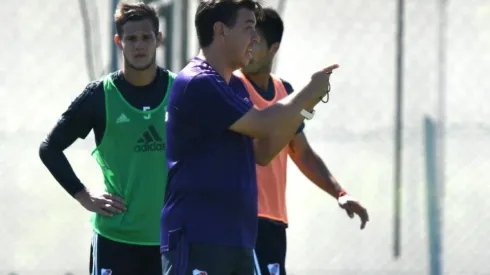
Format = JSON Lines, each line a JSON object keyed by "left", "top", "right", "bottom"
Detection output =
{"left": 91, "top": 71, "right": 175, "bottom": 245}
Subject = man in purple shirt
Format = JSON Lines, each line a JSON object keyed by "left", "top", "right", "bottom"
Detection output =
{"left": 161, "top": 1, "right": 339, "bottom": 274}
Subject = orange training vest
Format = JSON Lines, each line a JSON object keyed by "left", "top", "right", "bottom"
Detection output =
{"left": 234, "top": 70, "right": 290, "bottom": 224}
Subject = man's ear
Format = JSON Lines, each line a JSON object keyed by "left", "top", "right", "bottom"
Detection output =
{"left": 157, "top": 32, "right": 164, "bottom": 47}
{"left": 269, "top": 42, "right": 280, "bottom": 56}
{"left": 213, "top": 21, "right": 227, "bottom": 42}
{"left": 114, "top": 34, "right": 123, "bottom": 50}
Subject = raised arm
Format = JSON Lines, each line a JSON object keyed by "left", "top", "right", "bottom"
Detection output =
{"left": 234, "top": 64, "right": 338, "bottom": 165}
{"left": 173, "top": 65, "right": 337, "bottom": 165}
{"left": 229, "top": 64, "right": 338, "bottom": 141}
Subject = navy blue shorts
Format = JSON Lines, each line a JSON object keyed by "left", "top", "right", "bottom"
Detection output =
{"left": 161, "top": 243, "right": 256, "bottom": 275}
{"left": 254, "top": 218, "right": 287, "bottom": 275}
{"left": 161, "top": 229, "right": 256, "bottom": 275}
{"left": 90, "top": 232, "right": 161, "bottom": 275}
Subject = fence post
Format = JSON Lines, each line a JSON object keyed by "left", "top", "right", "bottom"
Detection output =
{"left": 424, "top": 116, "right": 442, "bottom": 275}
{"left": 393, "top": 0, "right": 405, "bottom": 259}
{"left": 111, "top": 0, "right": 119, "bottom": 72}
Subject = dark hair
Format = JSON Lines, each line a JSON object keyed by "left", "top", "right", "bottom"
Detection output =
{"left": 114, "top": 2, "right": 159, "bottom": 36}
{"left": 256, "top": 8, "right": 283, "bottom": 47}
{"left": 195, "top": 0, "right": 263, "bottom": 48}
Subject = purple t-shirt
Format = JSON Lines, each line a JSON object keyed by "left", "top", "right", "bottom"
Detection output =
{"left": 161, "top": 57, "right": 258, "bottom": 252}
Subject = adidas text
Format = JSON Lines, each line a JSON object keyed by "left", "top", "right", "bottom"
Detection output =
{"left": 134, "top": 142, "right": 166, "bottom": 152}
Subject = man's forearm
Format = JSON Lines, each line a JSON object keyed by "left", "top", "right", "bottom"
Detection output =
{"left": 252, "top": 83, "right": 324, "bottom": 164}
{"left": 291, "top": 149, "right": 343, "bottom": 198}
{"left": 258, "top": 81, "right": 322, "bottom": 134}
{"left": 253, "top": 111, "right": 306, "bottom": 165}
{"left": 39, "top": 142, "right": 86, "bottom": 197}
{"left": 255, "top": 65, "right": 338, "bottom": 135}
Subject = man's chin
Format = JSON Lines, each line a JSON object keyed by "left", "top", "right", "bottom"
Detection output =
{"left": 241, "top": 66, "right": 256, "bottom": 74}
{"left": 239, "top": 59, "right": 252, "bottom": 70}
{"left": 128, "top": 61, "right": 153, "bottom": 71}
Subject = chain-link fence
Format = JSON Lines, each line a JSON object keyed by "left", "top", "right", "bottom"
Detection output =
{"left": 1, "top": 0, "right": 489, "bottom": 274}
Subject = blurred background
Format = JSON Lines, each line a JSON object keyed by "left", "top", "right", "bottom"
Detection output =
{"left": 1, "top": 0, "right": 489, "bottom": 274}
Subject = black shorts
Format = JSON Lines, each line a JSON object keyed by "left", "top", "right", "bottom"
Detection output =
{"left": 89, "top": 232, "right": 161, "bottom": 275}
{"left": 161, "top": 230, "right": 256, "bottom": 275}
{"left": 254, "top": 218, "right": 287, "bottom": 275}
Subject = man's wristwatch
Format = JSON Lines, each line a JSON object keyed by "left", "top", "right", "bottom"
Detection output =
{"left": 300, "top": 109, "right": 315, "bottom": 120}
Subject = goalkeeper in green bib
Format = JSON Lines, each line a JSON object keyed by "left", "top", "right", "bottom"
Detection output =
{"left": 39, "top": 3, "right": 174, "bottom": 275}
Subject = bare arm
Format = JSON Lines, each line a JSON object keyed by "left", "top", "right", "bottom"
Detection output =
{"left": 231, "top": 65, "right": 339, "bottom": 165}
{"left": 230, "top": 83, "right": 317, "bottom": 136}
{"left": 289, "top": 133, "right": 370, "bottom": 229}
{"left": 251, "top": 110, "right": 305, "bottom": 165}
{"left": 288, "top": 132, "right": 344, "bottom": 198}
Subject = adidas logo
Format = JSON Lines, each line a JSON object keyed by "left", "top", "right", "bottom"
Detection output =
{"left": 133, "top": 124, "right": 166, "bottom": 152}
{"left": 116, "top": 113, "right": 130, "bottom": 124}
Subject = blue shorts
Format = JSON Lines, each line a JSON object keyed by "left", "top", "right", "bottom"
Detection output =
{"left": 90, "top": 232, "right": 161, "bottom": 275}
{"left": 161, "top": 242, "right": 257, "bottom": 275}
{"left": 254, "top": 218, "right": 287, "bottom": 275}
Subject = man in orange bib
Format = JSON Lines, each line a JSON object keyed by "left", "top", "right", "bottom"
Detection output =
{"left": 234, "top": 8, "right": 370, "bottom": 275}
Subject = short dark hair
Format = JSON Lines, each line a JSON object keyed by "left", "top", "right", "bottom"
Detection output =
{"left": 256, "top": 8, "right": 283, "bottom": 47}
{"left": 114, "top": 2, "right": 159, "bottom": 36}
{"left": 195, "top": 0, "right": 263, "bottom": 48}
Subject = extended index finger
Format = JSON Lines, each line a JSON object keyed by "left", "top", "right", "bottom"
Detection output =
{"left": 322, "top": 64, "right": 340, "bottom": 73}
{"left": 360, "top": 209, "right": 369, "bottom": 230}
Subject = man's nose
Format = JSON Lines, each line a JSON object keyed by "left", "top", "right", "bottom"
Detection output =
{"left": 134, "top": 39, "right": 146, "bottom": 49}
